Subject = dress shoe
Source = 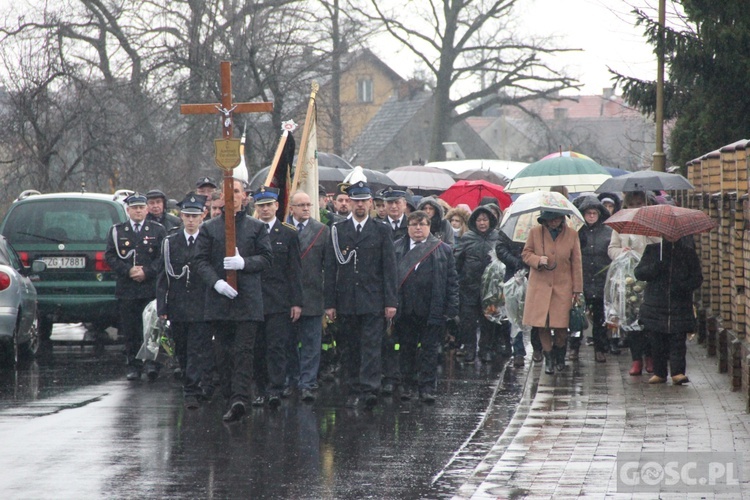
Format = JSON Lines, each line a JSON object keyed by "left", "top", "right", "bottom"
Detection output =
{"left": 381, "top": 383, "right": 394, "bottom": 395}
{"left": 671, "top": 374, "right": 690, "bottom": 385}
{"left": 648, "top": 375, "right": 667, "bottom": 384}
{"left": 644, "top": 356, "right": 654, "bottom": 374}
{"left": 345, "top": 395, "right": 360, "bottom": 408}
{"left": 251, "top": 395, "right": 266, "bottom": 407}
{"left": 126, "top": 367, "right": 141, "bottom": 381}
{"left": 364, "top": 393, "right": 378, "bottom": 409}
{"left": 419, "top": 391, "right": 436, "bottom": 404}
{"left": 222, "top": 402, "right": 246, "bottom": 422}
{"left": 281, "top": 386, "right": 294, "bottom": 398}
{"left": 629, "top": 360, "right": 643, "bottom": 376}
{"left": 268, "top": 395, "right": 281, "bottom": 408}
{"left": 301, "top": 389, "right": 316, "bottom": 402}
{"left": 400, "top": 389, "right": 413, "bottom": 401}
{"left": 463, "top": 351, "right": 476, "bottom": 364}
{"left": 532, "top": 350, "right": 543, "bottom": 363}
{"left": 513, "top": 355, "right": 525, "bottom": 367}
{"left": 595, "top": 351, "right": 607, "bottom": 363}
{"left": 184, "top": 396, "right": 200, "bottom": 410}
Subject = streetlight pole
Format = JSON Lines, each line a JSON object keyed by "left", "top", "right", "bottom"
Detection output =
{"left": 653, "top": 0, "right": 666, "bottom": 172}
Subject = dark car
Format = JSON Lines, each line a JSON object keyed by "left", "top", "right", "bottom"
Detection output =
{"left": 0, "top": 191, "right": 128, "bottom": 345}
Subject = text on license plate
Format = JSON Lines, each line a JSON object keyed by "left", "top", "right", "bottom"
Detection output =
{"left": 42, "top": 256, "right": 86, "bottom": 269}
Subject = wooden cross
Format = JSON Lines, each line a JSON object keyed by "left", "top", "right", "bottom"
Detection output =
{"left": 180, "top": 61, "right": 273, "bottom": 290}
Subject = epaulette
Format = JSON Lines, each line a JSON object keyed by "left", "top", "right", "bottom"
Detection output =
{"left": 282, "top": 221, "right": 297, "bottom": 231}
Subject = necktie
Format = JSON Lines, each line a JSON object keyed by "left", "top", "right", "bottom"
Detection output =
{"left": 393, "top": 221, "right": 398, "bottom": 230}
{"left": 134, "top": 223, "right": 141, "bottom": 234}
{"left": 297, "top": 222, "right": 304, "bottom": 232}
{"left": 356, "top": 223, "right": 362, "bottom": 235}
{"left": 188, "top": 235, "right": 195, "bottom": 247}
{"left": 265, "top": 223, "right": 271, "bottom": 233}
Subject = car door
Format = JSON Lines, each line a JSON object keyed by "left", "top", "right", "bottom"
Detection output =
{"left": 2, "top": 241, "right": 36, "bottom": 341}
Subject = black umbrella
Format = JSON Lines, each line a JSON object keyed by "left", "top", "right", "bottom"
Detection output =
{"left": 455, "top": 168, "right": 509, "bottom": 186}
{"left": 595, "top": 170, "right": 694, "bottom": 193}
{"left": 249, "top": 165, "right": 346, "bottom": 193}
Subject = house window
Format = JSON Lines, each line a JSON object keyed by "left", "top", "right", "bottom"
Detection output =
{"left": 357, "top": 78, "right": 373, "bottom": 103}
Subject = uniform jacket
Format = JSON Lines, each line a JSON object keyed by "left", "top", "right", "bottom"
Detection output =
{"left": 576, "top": 197, "right": 613, "bottom": 300}
{"left": 261, "top": 219, "right": 303, "bottom": 315}
{"left": 105, "top": 219, "right": 166, "bottom": 299}
{"left": 296, "top": 218, "right": 329, "bottom": 317}
{"left": 394, "top": 235, "right": 458, "bottom": 325}
{"left": 634, "top": 239, "right": 702, "bottom": 334}
{"left": 324, "top": 217, "right": 398, "bottom": 315}
{"left": 385, "top": 215, "right": 408, "bottom": 241}
{"left": 522, "top": 222, "right": 583, "bottom": 329}
{"left": 194, "top": 211, "right": 272, "bottom": 322}
{"left": 454, "top": 206, "right": 499, "bottom": 305}
{"left": 156, "top": 231, "right": 206, "bottom": 321}
{"left": 147, "top": 212, "right": 182, "bottom": 233}
{"left": 416, "top": 197, "right": 455, "bottom": 246}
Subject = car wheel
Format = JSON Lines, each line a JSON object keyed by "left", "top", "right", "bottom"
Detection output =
{"left": 17, "top": 316, "right": 40, "bottom": 360}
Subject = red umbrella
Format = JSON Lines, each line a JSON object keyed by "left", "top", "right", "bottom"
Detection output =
{"left": 603, "top": 205, "right": 716, "bottom": 242}
{"left": 439, "top": 180, "right": 512, "bottom": 210}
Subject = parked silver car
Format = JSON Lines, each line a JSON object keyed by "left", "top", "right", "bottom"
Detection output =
{"left": 0, "top": 235, "right": 45, "bottom": 366}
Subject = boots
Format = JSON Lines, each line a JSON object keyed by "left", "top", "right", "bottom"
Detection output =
{"left": 567, "top": 346, "right": 579, "bottom": 361}
{"left": 543, "top": 351, "right": 554, "bottom": 374}
{"left": 644, "top": 356, "right": 654, "bottom": 374}
{"left": 629, "top": 360, "right": 643, "bottom": 376}
{"left": 553, "top": 345, "right": 566, "bottom": 372}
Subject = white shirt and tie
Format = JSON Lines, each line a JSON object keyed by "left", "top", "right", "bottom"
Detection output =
{"left": 131, "top": 220, "right": 142, "bottom": 233}
{"left": 388, "top": 215, "right": 403, "bottom": 231}
{"left": 185, "top": 230, "right": 199, "bottom": 247}
{"left": 353, "top": 216, "right": 369, "bottom": 235}
{"left": 292, "top": 217, "right": 307, "bottom": 233}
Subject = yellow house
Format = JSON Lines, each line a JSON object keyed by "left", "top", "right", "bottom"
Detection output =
{"left": 314, "top": 49, "right": 405, "bottom": 156}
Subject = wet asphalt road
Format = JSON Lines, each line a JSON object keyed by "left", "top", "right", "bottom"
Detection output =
{"left": 0, "top": 333, "right": 526, "bottom": 499}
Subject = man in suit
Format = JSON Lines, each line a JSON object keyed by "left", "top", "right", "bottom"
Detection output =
{"left": 325, "top": 181, "right": 398, "bottom": 409}
{"left": 252, "top": 186, "right": 303, "bottom": 408}
{"left": 194, "top": 179, "right": 272, "bottom": 422}
{"left": 105, "top": 193, "right": 167, "bottom": 381}
{"left": 287, "top": 190, "right": 329, "bottom": 402}
{"left": 394, "top": 211, "right": 458, "bottom": 402}
{"left": 156, "top": 193, "right": 214, "bottom": 409}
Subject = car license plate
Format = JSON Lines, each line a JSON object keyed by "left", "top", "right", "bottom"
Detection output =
{"left": 42, "top": 256, "right": 86, "bottom": 269}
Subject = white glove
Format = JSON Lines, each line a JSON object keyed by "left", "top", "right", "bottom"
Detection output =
{"left": 223, "top": 248, "right": 245, "bottom": 270}
{"left": 214, "top": 279, "right": 238, "bottom": 299}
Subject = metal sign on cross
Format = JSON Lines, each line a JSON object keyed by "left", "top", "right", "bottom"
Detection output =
{"left": 180, "top": 61, "right": 273, "bottom": 290}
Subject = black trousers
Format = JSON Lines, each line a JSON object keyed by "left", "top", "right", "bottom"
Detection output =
{"left": 459, "top": 300, "right": 494, "bottom": 355}
{"left": 381, "top": 328, "right": 401, "bottom": 386}
{"left": 254, "top": 312, "right": 291, "bottom": 397}
{"left": 118, "top": 297, "right": 152, "bottom": 367}
{"left": 213, "top": 320, "right": 259, "bottom": 406}
{"left": 338, "top": 313, "right": 383, "bottom": 395}
{"left": 648, "top": 330, "right": 687, "bottom": 378}
{"left": 172, "top": 321, "right": 215, "bottom": 398}
{"left": 569, "top": 296, "right": 608, "bottom": 353}
{"left": 396, "top": 315, "right": 441, "bottom": 393}
{"left": 628, "top": 330, "right": 652, "bottom": 361}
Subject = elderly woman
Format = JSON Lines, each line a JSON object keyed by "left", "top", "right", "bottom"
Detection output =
{"left": 522, "top": 211, "right": 583, "bottom": 374}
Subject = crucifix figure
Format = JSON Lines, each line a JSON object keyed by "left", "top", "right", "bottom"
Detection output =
{"left": 180, "top": 61, "right": 273, "bottom": 289}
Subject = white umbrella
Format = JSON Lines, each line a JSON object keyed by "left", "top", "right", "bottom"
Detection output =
{"left": 386, "top": 166, "right": 455, "bottom": 191}
{"left": 500, "top": 191, "right": 584, "bottom": 242}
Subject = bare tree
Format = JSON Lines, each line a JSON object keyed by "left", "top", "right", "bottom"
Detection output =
{"left": 366, "top": 0, "right": 580, "bottom": 161}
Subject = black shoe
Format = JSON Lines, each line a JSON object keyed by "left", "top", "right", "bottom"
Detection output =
{"left": 184, "top": 396, "right": 200, "bottom": 410}
{"left": 532, "top": 350, "right": 543, "bottom": 363}
{"left": 464, "top": 351, "right": 476, "bottom": 363}
{"left": 543, "top": 351, "right": 554, "bottom": 375}
{"left": 364, "top": 393, "right": 378, "bottom": 409}
{"left": 126, "top": 367, "right": 141, "bottom": 381}
{"left": 145, "top": 362, "right": 159, "bottom": 382}
{"left": 251, "top": 395, "right": 266, "bottom": 407}
{"left": 553, "top": 345, "right": 566, "bottom": 372}
{"left": 268, "top": 395, "right": 281, "bottom": 408}
{"left": 419, "top": 392, "right": 436, "bottom": 404}
{"left": 381, "top": 383, "right": 394, "bottom": 395}
{"left": 400, "top": 389, "right": 413, "bottom": 401}
{"left": 173, "top": 367, "right": 183, "bottom": 380}
{"left": 281, "top": 386, "right": 294, "bottom": 398}
{"left": 345, "top": 395, "right": 360, "bottom": 408}
{"left": 585, "top": 336, "right": 594, "bottom": 346}
{"left": 222, "top": 402, "right": 246, "bottom": 422}
{"left": 301, "top": 389, "right": 316, "bottom": 402}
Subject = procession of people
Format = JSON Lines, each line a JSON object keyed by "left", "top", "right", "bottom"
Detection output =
{"left": 105, "top": 166, "right": 704, "bottom": 423}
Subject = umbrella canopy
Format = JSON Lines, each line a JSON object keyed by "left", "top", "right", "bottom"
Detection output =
{"left": 386, "top": 166, "right": 455, "bottom": 192}
{"left": 540, "top": 150, "right": 593, "bottom": 161}
{"left": 439, "top": 180, "right": 512, "bottom": 210}
{"left": 603, "top": 205, "right": 716, "bottom": 242}
{"left": 426, "top": 159, "right": 528, "bottom": 180}
{"left": 505, "top": 153, "right": 612, "bottom": 193}
{"left": 250, "top": 165, "right": 346, "bottom": 193}
{"left": 595, "top": 170, "right": 694, "bottom": 193}
{"left": 604, "top": 166, "right": 630, "bottom": 177}
{"left": 499, "top": 191, "right": 584, "bottom": 242}
{"left": 455, "top": 168, "right": 509, "bottom": 186}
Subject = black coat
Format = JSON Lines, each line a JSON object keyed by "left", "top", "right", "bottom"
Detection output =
{"left": 156, "top": 231, "right": 206, "bottom": 321}
{"left": 385, "top": 215, "right": 408, "bottom": 241}
{"left": 324, "top": 217, "right": 398, "bottom": 314}
{"left": 261, "top": 219, "right": 303, "bottom": 315}
{"left": 495, "top": 230, "right": 527, "bottom": 282}
{"left": 296, "top": 218, "right": 329, "bottom": 317}
{"left": 147, "top": 212, "right": 182, "bottom": 233}
{"left": 634, "top": 240, "right": 703, "bottom": 334}
{"left": 576, "top": 197, "right": 612, "bottom": 300}
{"left": 454, "top": 206, "right": 499, "bottom": 304}
{"left": 394, "top": 236, "right": 459, "bottom": 325}
{"left": 194, "top": 211, "right": 272, "bottom": 322}
{"left": 105, "top": 220, "right": 166, "bottom": 299}
{"left": 417, "top": 197, "right": 455, "bottom": 246}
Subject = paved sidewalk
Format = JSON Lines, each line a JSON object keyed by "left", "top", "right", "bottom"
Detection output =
{"left": 456, "top": 338, "right": 750, "bottom": 499}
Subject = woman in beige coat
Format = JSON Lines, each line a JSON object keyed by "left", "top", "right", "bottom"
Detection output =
{"left": 522, "top": 211, "right": 583, "bottom": 374}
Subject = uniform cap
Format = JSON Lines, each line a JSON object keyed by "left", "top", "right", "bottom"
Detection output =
{"left": 382, "top": 187, "right": 408, "bottom": 201}
{"left": 196, "top": 177, "right": 218, "bottom": 189}
{"left": 177, "top": 193, "right": 207, "bottom": 214}
{"left": 345, "top": 181, "right": 372, "bottom": 200}
{"left": 125, "top": 193, "right": 147, "bottom": 206}
{"left": 252, "top": 185, "right": 280, "bottom": 205}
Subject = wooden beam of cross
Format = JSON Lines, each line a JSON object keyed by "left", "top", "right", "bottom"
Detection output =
{"left": 180, "top": 61, "right": 273, "bottom": 290}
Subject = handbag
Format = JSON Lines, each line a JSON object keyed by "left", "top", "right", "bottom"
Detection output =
{"left": 569, "top": 297, "right": 589, "bottom": 332}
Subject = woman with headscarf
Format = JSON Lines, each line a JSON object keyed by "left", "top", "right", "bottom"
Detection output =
{"left": 522, "top": 211, "right": 583, "bottom": 374}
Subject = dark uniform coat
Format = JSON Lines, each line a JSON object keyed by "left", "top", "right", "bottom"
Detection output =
{"left": 297, "top": 218, "right": 329, "bottom": 317}
{"left": 105, "top": 219, "right": 166, "bottom": 299}
{"left": 261, "top": 219, "right": 303, "bottom": 315}
{"left": 194, "top": 211, "right": 272, "bottom": 322}
{"left": 156, "top": 231, "right": 206, "bottom": 321}
{"left": 385, "top": 215, "right": 408, "bottom": 241}
{"left": 324, "top": 217, "right": 398, "bottom": 314}
{"left": 147, "top": 212, "right": 182, "bottom": 233}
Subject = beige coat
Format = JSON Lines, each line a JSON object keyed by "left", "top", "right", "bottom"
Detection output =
{"left": 522, "top": 223, "right": 583, "bottom": 328}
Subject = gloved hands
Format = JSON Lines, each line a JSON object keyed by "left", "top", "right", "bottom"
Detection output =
{"left": 223, "top": 248, "right": 245, "bottom": 270}
{"left": 214, "top": 279, "right": 238, "bottom": 299}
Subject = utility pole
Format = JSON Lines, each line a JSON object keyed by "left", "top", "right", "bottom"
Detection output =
{"left": 653, "top": 0, "right": 666, "bottom": 172}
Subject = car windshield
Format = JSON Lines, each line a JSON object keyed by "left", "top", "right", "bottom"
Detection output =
{"left": 2, "top": 199, "right": 121, "bottom": 244}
